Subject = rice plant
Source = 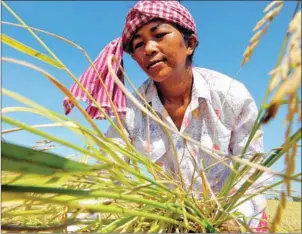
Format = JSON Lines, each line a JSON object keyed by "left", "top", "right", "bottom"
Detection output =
{"left": 1, "top": 1, "right": 301, "bottom": 233}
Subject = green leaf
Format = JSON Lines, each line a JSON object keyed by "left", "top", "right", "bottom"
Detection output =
{"left": 2, "top": 158, "right": 58, "bottom": 175}
{"left": 1, "top": 34, "right": 64, "bottom": 69}
{"left": 2, "top": 141, "right": 94, "bottom": 174}
{"left": 3, "top": 173, "right": 71, "bottom": 187}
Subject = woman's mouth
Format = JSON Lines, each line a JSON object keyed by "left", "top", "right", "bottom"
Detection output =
{"left": 147, "top": 59, "right": 167, "bottom": 70}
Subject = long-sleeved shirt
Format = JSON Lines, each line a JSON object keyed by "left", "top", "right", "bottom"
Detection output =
{"left": 106, "top": 67, "right": 271, "bottom": 228}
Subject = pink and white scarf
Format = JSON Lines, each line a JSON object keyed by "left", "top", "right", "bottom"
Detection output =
{"left": 63, "top": 0, "right": 197, "bottom": 119}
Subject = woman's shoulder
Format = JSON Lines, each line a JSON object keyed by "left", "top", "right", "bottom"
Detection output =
{"left": 193, "top": 67, "right": 255, "bottom": 115}
{"left": 194, "top": 67, "right": 249, "bottom": 94}
{"left": 194, "top": 67, "right": 254, "bottom": 101}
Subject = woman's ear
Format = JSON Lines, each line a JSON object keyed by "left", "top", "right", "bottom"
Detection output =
{"left": 186, "top": 34, "right": 198, "bottom": 56}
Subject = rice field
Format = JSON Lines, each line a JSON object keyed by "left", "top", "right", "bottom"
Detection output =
{"left": 267, "top": 200, "right": 302, "bottom": 233}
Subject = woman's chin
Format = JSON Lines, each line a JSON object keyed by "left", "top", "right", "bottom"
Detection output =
{"left": 150, "top": 75, "right": 169, "bottom": 83}
{"left": 148, "top": 69, "right": 172, "bottom": 83}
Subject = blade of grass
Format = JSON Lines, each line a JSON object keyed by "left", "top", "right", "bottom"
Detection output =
{"left": 2, "top": 185, "right": 215, "bottom": 232}
{"left": 1, "top": 95, "right": 175, "bottom": 187}
{"left": 1, "top": 34, "right": 64, "bottom": 69}
{"left": 2, "top": 116, "right": 177, "bottom": 195}
{"left": 2, "top": 122, "right": 72, "bottom": 135}
{"left": 2, "top": 115, "right": 107, "bottom": 162}
{"left": 2, "top": 141, "right": 94, "bottom": 172}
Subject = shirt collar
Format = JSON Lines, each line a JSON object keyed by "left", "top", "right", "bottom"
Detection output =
{"left": 191, "top": 67, "right": 211, "bottom": 103}
{"left": 144, "top": 67, "right": 212, "bottom": 108}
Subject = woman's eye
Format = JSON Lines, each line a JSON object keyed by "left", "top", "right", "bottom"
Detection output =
{"left": 155, "top": 33, "right": 166, "bottom": 39}
{"left": 134, "top": 42, "right": 144, "bottom": 50}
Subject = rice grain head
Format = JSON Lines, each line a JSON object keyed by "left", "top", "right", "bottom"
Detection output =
{"left": 263, "top": 9, "right": 301, "bottom": 123}
{"left": 253, "top": 18, "right": 266, "bottom": 32}
{"left": 270, "top": 68, "right": 301, "bottom": 105}
{"left": 266, "top": 9, "right": 301, "bottom": 232}
{"left": 242, "top": 1, "right": 284, "bottom": 66}
{"left": 263, "top": 0, "right": 283, "bottom": 13}
{"left": 264, "top": 4, "right": 283, "bottom": 21}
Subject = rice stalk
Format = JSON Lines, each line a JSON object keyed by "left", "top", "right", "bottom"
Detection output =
{"left": 1, "top": 57, "right": 109, "bottom": 143}
{"left": 1, "top": 2, "right": 132, "bottom": 150}
{"left": 233, "top": 173, "right": 301, "bottom": 211}
{"left": 1, "top": 33, "right": 64, "bottom": 69}
{"left": 261, "top": 7, "right": 301, "bottom": 231}
{"left": 264, "top": 10, "right": 301, "bottom": 122}
{"left": 4, "top": 7, "right": 177, "bottom": 173}
{"left": 2, "top": 113, "right": 184, "bottom": 196}
{"left": 220, "top": 0, "right": 301, "bottom": 204}
{"left": 2, "top": 122, "right": 70, "bottom": 135}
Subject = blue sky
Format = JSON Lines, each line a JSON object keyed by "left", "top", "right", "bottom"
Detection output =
{"left": 2, "top": 1, "right": 300, "bottom": 192}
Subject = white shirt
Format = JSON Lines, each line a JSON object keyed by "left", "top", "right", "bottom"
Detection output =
{"left": 106, "top": 67, "right": 271, "bottom": 227}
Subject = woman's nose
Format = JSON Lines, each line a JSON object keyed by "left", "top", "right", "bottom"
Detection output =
{"left": 144, "top": 40, "right": 159, "bottom": 56}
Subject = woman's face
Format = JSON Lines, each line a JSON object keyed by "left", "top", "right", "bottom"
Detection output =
{"left": 131, "top": 20, "right": 194, "bottom": 83}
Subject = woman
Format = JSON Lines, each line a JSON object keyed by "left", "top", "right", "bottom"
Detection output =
{"left": 64, "top": 0, "right": 270, "bottom": 232}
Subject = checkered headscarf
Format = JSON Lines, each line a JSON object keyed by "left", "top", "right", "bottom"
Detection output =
{"left": 63, "top": 0, "right": 197, "bottom": 119}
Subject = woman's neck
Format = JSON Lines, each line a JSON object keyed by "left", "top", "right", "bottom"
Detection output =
{"left": 155, "top": 67, "right": 193, "bottom": 105}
